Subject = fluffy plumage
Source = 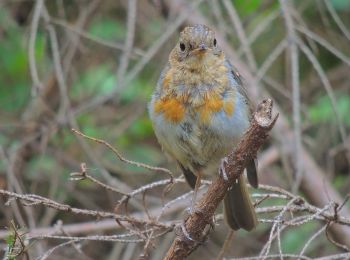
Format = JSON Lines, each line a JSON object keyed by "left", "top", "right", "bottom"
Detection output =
{"left": 149, "top": 24, "right": 258, "bottom": 231}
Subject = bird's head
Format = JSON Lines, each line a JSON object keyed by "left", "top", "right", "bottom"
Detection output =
{"left": 170, "top": 24, "right": 222, "bottom": 70}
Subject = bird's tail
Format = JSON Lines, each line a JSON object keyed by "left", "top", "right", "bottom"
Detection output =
{"left": 223, "top": 174, "right": 257, "bottom": 231}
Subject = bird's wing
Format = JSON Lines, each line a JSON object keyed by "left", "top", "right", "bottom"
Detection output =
{"left": 229, "top": 62, "right": 259, "bottom": 188}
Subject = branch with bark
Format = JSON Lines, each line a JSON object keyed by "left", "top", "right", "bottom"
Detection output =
{"left": 164, "top": 99, "right": 279, "bottom": 260}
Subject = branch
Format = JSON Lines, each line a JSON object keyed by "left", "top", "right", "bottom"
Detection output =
{"left": 0, "top": 189, "right": 169, "bottom": 230}
{"left": 164, "top": 99, "right": 278, "bottom": 259}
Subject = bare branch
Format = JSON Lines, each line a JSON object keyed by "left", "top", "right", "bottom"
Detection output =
{"left": 323, "top": 0, "right": 350, "bottom": 41}
{"left": 28, "top": 0, "right": 44, "bottom": 94}
{"left": 71, "top": 129, "right": 174, "bottom": 179}
{"left": 164, "top": 99, "right": 278, "bottom": 259}
{"left": 0, "top": 189, "right": 171, "bottom": 229}
{"left": 279, "top": 0, "right": 303, "bottom": 193}
{"left": 116, "top": 0, "right": 137, "bottom": 87}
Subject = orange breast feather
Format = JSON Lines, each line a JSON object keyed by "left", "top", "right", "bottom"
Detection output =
{"left": 223, "top": 100, "right": 235, "bottom": 116}
{"left": 154, "top": 97, "right": 185, "bottom": 123}
{"left": 197, "top": 94, "right": 223, "bottom": 123}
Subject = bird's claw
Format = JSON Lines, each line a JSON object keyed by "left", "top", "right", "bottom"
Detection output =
{"left": 180, "top": 222, "right": 196, "bottom": 242}
{"left": 219, "top": 157, "right": 229, "bottom": 181}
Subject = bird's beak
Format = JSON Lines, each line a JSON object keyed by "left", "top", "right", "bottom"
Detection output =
{"left": 192, "top": 43, "right": 207, "bottom": 57}
{"left": 198, "top": 43, "right": 206, "bottom": 51}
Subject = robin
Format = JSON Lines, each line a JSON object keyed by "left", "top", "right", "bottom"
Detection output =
{"left": 148, "top": 24, "right": 258, "bottom": 231}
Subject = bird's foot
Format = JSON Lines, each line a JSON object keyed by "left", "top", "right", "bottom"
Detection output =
{"left": 180, "top": 222, "right": 196, "bottom": 242}
{"left": 190, "top": 194, "right": 197, "bottom": 214}
{"left": 219, "top": 157, "right": 229, "bottom": 181}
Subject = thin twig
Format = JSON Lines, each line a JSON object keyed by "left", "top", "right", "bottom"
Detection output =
{"left": 216, "top": 230, "right": 234, "bottom": 260}
{"left": 36, "top": 240, "right": 77, "bottom": 260}
{"left": 28, "top": 0, "right": 44, "bottom": 95}
{"left": 256, "top": 38, "right": 288, "bottom": 82}
{"left": 279, "top": 0, "right": 303, "bottom": 193}
{"left": 0, "top": 189, "right": 170, "bottom": 229}
{"left": 298, "top": 224, "right": 327, "bottom": 258}
{"left": 325, "top": 222, "right": 350, "bottom": 252}
{"left": 49, "top": 18, "right": 145, "bottom": 57}
{"left": 70, "top": 163, "right": 129, "bottom": 196}
{"left": 240, "top": 10, "right": 279, "bottom": 56}
{"left": 71, "top": 128, "right": 174, "bottom": 179}
{"left": 323, "top": 0, "right": 350, "bottom": 41}
{"left": 116, "top": 0, "right": 137, "bottom": 88}
{"left": 296, "top": 25, "right": 350, "bottom": 67}
{"left": 223, "top": 0, "right": 257, "bottom": 71}
{"left": 297, "top": 38, "right": 347, "bottom": 144}
{"left": 260, "top": 197, "right": 299, "bottom": 259}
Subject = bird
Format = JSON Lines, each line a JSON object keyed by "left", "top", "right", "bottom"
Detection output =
{"left": 148, "top": 24, "right": 258, "bottom": 231}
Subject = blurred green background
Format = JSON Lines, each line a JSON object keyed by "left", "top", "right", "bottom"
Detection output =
{"left": 0, "top": 0, "right": 350, "bottom": 259}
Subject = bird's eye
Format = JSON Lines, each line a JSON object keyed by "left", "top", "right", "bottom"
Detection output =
{"left": 179, "top": 42, "right": 186, "bottom": 52}
{"left": 213, "top": 38, "right": 217, "bottom": 46}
